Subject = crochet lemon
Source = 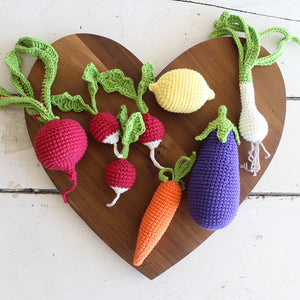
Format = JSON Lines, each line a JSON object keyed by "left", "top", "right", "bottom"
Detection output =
{"left": 149, "top": 68, "right": 215, "bottom": 113}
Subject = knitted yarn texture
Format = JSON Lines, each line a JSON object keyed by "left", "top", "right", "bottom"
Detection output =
{"left": 188, "top": 106, "right": 240, "bottom": 230}
{"left": 133, "top": 180, "right": 182, "bottom": 266}
{"left": 34, "top": 119, "right": 87, "bottom": 202}
{"left": 149, "top": 68, "right": 215, "bottom": 113}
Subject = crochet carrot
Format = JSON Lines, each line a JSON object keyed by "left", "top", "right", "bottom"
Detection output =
{"left": 210, "top": 12, "right": 300, "bottom": 175}
{"left": 0, "top": 37, "right": 87, "bottom": 203}
{"left": 133, "top": 152, "right": 196, "bottom": 266}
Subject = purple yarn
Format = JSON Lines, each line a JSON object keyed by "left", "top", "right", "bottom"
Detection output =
{"left": 188, "top": 129, "right": 240, "bottom": 230}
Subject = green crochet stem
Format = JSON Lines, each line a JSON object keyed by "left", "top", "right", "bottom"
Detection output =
{"left": 210, "top": 12, "right": 300, "bottom": 83}
{"left": 195, "top": 105, "right": 240, "bottom": 145}
{"left": 120, "top": 109, "right": 145, "bottom": 159}
{"left": 0, "top": 37, "right": 61, "bottom": 123}
{"left": 159, "top": 152, "right": 196, "bottom": 190}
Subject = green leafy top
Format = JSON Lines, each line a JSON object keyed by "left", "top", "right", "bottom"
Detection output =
{"left": 195, "top": 105, "right": 240, "bottom": 145}
{"left": 120, "top": 110, "right": 145, "bottom": 159}
{"left": 159, "top": 152, "right": 196, "bottom": 190}
{"left": 210, "top": 12, "right": 300, "bottom": 82}
{"left": 0, "top": 37, "right": 61, "bottom": 123}
{"left": 97, "top": 62, "right": 155, "bottom": 114}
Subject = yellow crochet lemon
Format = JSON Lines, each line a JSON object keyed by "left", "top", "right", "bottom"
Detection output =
{"left": 149, "top": 68, "right": 215, "bottom": 113}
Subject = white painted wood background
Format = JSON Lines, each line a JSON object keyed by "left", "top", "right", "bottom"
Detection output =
{"left": 0, "top": 0, "right": 300, "bottom": 299}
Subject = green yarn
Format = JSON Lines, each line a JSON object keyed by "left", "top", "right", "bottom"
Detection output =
{"left": 159, "top": 152, "right": 196, "bottom": 190}
{"left": 195, "top": 105, "right": 240, "bottom": 145}
{"left": 94, "top": 62, "right": 155, "bottom": 114}
{"left": 51, "top": 92, "right": 95, "bottom": 115}
{"left": 121, "top": 111, "right": 145, "bottom": 159}
{"left": 1, "top": 37, "right": 63, "bottom": 123}
{"left": 210, "top": 12, "right": 300, "bottom": 83}
{"left": 116, "top": 104, "right": 128, "bottom": 138}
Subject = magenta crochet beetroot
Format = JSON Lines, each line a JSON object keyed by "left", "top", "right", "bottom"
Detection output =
{"left": 0, "top": 37, "right": 87, "bottom": 203}
{"left": 188, "top": 106, "right": 240, "bottom": 230}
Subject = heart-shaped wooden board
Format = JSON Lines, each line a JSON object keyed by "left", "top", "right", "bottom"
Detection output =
{"left": 26, "top": 34, "right": 286, "bottom": 279}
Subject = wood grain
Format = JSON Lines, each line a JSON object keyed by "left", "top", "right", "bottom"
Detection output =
{"left": 25, "top": 34, "right": 286, "bottom": 279}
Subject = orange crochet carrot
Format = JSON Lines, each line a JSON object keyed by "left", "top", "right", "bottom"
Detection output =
{"left": 133, "top": 152, "right": 196, "bottom": 266}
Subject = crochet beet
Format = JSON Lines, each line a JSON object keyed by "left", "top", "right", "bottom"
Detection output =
{"left": 188, "top": 105, "right": 240, "bottom": 230}
{"left": 0, "top": 37, "right": 88, "bottom": 203}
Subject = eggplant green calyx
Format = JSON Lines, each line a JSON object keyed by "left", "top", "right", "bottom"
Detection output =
{"left": 195, "top": 105, "right": 240, "bottom": 145}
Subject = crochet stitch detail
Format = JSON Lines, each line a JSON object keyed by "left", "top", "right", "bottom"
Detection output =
{"left": 149, "top": 68, "right": 215, "bottom": 113}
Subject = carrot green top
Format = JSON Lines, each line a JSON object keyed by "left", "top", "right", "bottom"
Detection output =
{"left": 159, "top": 152, "right": 196, "bottom": 190}
{"left": 210, "top": 12, "right": 300, "bottom": 83}
{"left": 195, "top": 105, "right": 240, "bottom": 145}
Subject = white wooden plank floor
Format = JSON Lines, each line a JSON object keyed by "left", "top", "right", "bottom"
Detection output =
{"left": 0, "top": 0, "right": 299, "bottom": 299}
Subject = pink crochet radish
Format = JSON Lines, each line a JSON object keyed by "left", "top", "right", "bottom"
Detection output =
{"left": 96, "top": 62, "right": 165, "bottom": 169}
{"left": 0, "top": 37, "right": 87, "bottom": 203}
{"left": 105, "top": 106, "right": 145, "bottom": 207}
{"left": 51, "top": 63, "right": 122, "bottom": 158}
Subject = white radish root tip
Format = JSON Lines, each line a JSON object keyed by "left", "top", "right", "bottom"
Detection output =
{"left": 149, "top": 146, "right": 164, "bottom": 170}
{"left": 113, "top": 143, "right": 123, "bottom": 158}
{"left": 106, "top": 193, "right": 121, "bottom": 207}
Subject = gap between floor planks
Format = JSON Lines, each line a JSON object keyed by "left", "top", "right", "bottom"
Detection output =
{"left": 172, "top": 0, "right": 300, "bottom": 22}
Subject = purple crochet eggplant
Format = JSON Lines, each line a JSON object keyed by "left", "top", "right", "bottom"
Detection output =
{"left": 188, "top": 105, "right": 240, "bottom": 230}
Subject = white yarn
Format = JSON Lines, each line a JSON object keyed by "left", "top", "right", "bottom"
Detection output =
{"left": 106, "top": 187, "right": 128, "bottom": 207}
{"left": 239, "top": 82, "right": 270, "bottom": 176}
{"left": 143, "top": 140, "right": 165, "bottom": 169}
{"left": 103, "top": 131, "right": 119, "bottom": 144}
{"left": 113, "top": 143, "right": 123, "bottom": 159}
{"left": 239, "top": 82, "right": 268, "bottom": 142}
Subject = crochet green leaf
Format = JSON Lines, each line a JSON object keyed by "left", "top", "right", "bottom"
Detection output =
{"left": 159, "top": 152, "right": 196, "bottom": 190}
{"left": 121, "top": 112, "right": 145, "bottom": 159}
{"left": 82, "top": 62, "right": 100, "bottom": 113}
{"left": 116, "top": 104, "right": 128, "bottom": 138}
{"left": 195, "top": 105, "right": 240, "bottom": 145}
{"left": 51, "top": 92, "right": 95, "bottom": 114}
{"left": 98, "top": 69, "right": 137, "bottom": 100}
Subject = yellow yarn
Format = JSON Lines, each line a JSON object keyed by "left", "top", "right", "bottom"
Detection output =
{"left": 149, "top": 68, "right": 215, "bottom": 113}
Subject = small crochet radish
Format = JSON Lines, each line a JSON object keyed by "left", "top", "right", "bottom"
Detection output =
{"left": 133, "top": 152, "right": 196, "bottom": 266}
{"left": 105, "top": 107, "right": 145, "bottom": 207}
{"left": 0, "top": 37, "right": 87, "bottom": 203}
{"left": 51, "top": 63, "right": 122, "bottom": 158}
{"left": 97, "top": 62, "right": 165, "bottom": 169}
{"left": 210, "top": 12, "right": 300, "bottom": 175}
{"left": 188, "top": 105, "right": 240, "bottom": 230}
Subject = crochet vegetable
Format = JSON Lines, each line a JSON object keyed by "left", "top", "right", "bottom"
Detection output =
{"left": 148, "top": 68, "right": 215, "bottom": 113}
{"left": 96, "top": 63, "right": 165, "bottom": 169}
{"left": 105, "top": 106, "right": 145, "bottom": 207}
{"left": 133, "top": 152, "right": 196, "bottom": 266}
{"left": 0, "top": 37, "right": 87, "bottom": 203}
{"left": 210, "top": 12, "right": 300, "bottom": 175}
{"left": 51, "top": 63, "right": 122, "bottom": 158}
{"left": 188, "top": 105, "right": 240, "bottom": 230}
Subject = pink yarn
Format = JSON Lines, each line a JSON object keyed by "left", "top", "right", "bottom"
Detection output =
{"left": 34, "top": 119, "right": 87, "bottom": 203}
{"left": 139, "top": 113, "right": 164, "bottom": 144}
{"left": 89, "top": 112, "right": 120, "bottom": 144}
{"left": 105, "top": 158, "right": 136, "bottom": 189}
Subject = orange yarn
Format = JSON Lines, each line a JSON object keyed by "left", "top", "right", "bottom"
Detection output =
{"left": 133, "top": 180, "right": 182, "bottom": 266}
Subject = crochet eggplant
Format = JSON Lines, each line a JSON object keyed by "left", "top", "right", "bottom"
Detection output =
{"left": 188, "top": 105, "right": 240, "bottom": 230}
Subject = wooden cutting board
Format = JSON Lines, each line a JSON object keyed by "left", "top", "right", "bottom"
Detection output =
{"left": 26, "top": 34, "right": 286, "bottom": 279}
